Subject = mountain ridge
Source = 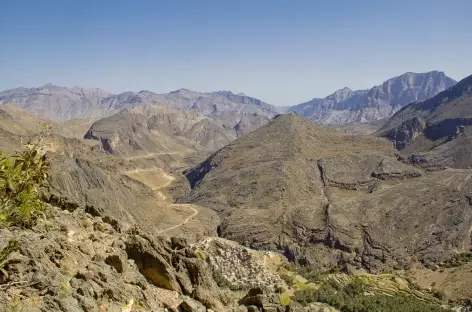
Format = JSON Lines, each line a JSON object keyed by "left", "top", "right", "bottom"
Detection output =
{"left": 289, "top": 71, "right": 457, "bottom": 124}
{"left": 0, "top": 84, "right": 277, "bottom": 122}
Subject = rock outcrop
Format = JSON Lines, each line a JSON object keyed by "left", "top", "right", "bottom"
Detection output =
{"left": 0, "top": 204, "right": 290, "bottom": 312}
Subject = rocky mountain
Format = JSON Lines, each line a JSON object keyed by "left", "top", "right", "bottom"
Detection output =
{"left": 83, "top": 105, "right": 270, "bottom": 155}
{"left": 180, "top": 113, "right": 472, "bottom": 274}
{"left": 84, "top": 106, "right": 211, "bottom": 157}
{"left": 148, "top": 89, "right": 277, "bottom": 118}
{"left": 289, "top": 71, "right": 456, "bottom": 124}
{"left": 378, "top": 73, "right": 472, "bottom": 168}
{"left": 0, "top": 84, "right": 277, "bottom": 123}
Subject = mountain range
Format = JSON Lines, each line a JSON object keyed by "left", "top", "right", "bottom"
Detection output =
{"left": 0, "top": 71, "right": 456, "bottom": 127}
{"left": 0, "top": 84, "right": 277, "bottom": 122}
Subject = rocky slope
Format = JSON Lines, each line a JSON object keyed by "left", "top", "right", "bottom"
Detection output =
{"left": 289, "top": 71, "right": 456, "bottom": 124}
{"left": 1, "top": 203, "right": 460, "bottom": 312}
{"left": 0, "top": 205, "right": 290, "bottom": 312}
{"left": 378, "top": 73, "right": 472, "bottom": 168}
{"left": 180, "top": 113, "right": 472, "bottom": 273}
{"left": 0, "top": 105, "right": 96, "bottom": 154}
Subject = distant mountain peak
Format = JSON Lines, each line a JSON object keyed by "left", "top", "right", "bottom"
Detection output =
{"left": 71, "top": 86, "right": 113, "bottom": 98}
{"left": 289, "top": 71, "right": 457, "bottom": 124}
{"left": 170, "top": 88, "right": 193, "bottom": 94}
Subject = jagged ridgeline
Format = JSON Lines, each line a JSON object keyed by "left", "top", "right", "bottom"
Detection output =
{"left": 289, "top": 71, "right": 456, "bottom": 124}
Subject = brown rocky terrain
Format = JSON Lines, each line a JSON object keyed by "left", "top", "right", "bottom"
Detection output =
{"left": 0, "top": 105, "right": 218, "bottom": 242}
{"left": 378, "top": 74, "right": 472, "bottom": 169}
{"left": 181, "top": 113, "right": 472, "bottom": 275}
{"left": 0, "top": 105, "right": 96, "bottom": 153}
{"left": 2, "top": 203, "right": 457, "bottom": 312}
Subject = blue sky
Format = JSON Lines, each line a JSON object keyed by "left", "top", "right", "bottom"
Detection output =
{"left": 0, "top": 0, "right": 471, "bottom": 106}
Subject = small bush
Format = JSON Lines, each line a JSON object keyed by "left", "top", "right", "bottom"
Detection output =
{"left": 283, "top": 263, "right": 325, "bottom": 283}
{"left": 279, "top": 293, "right": 291, "bottom": 306}
{"left": 4, "top": 296, "right": 23, "bottom": 312}
{"left": 280, "top": 273, "right": 295, "bottom": 286}
{"left": 0, "top": 240, "right": 18, "bottom": 279}
{"left": 59, "top": 279, "right": 72, "bottom": 298}
{"left": 196, "top": 250, "right": 207, "bottom": 261}
{"left": 0, "top": 133, "right": 49, "bottom": 228}
{"left": 212, "top": 269, "right": 232, "bottom": 289}
{"left": 432, "top": 288, "right": 446, "bottom": 300}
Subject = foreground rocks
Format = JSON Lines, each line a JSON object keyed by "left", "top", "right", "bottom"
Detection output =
{"left": 0, "top": 205, "right": 294, "bottom": 312}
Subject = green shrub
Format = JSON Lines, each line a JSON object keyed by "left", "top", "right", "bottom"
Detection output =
{"left": 0, "top": 240, "right": 18, "bottom": 278}
{"left": 0, "top": 137, "right": 49, "bottom": 228}
{"left": 212, "top": 269, "right": 232, "bottom": 289}
{"left": 279, "top": 293, "right": 291, "bottom": 306}
{"left": 280, "top": 273, "right": 295, "bottom": 286}
{"left": 284, "top": 263, "right": 325, "bottom": 283}
{"left": 293, "top": 280, "right": 453, "bottom": 312}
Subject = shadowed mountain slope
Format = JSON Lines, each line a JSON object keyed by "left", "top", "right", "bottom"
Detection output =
{"left": 378, "top": 74, "right": 472, "bottom": 168}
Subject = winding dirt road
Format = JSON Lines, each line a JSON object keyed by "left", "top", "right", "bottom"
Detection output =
{"left": 123, "top": 152, "right": 179, "bottom": 161}
{"left": 123, "top": 167, "right": 199, "bottom": 234}
{"left": 156, "top": 204, "right": 199, "bottom": 234}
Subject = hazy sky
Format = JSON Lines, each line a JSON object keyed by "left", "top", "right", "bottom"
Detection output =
{"left": 1, "top": 0, "right": 471, "bottom": 106}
